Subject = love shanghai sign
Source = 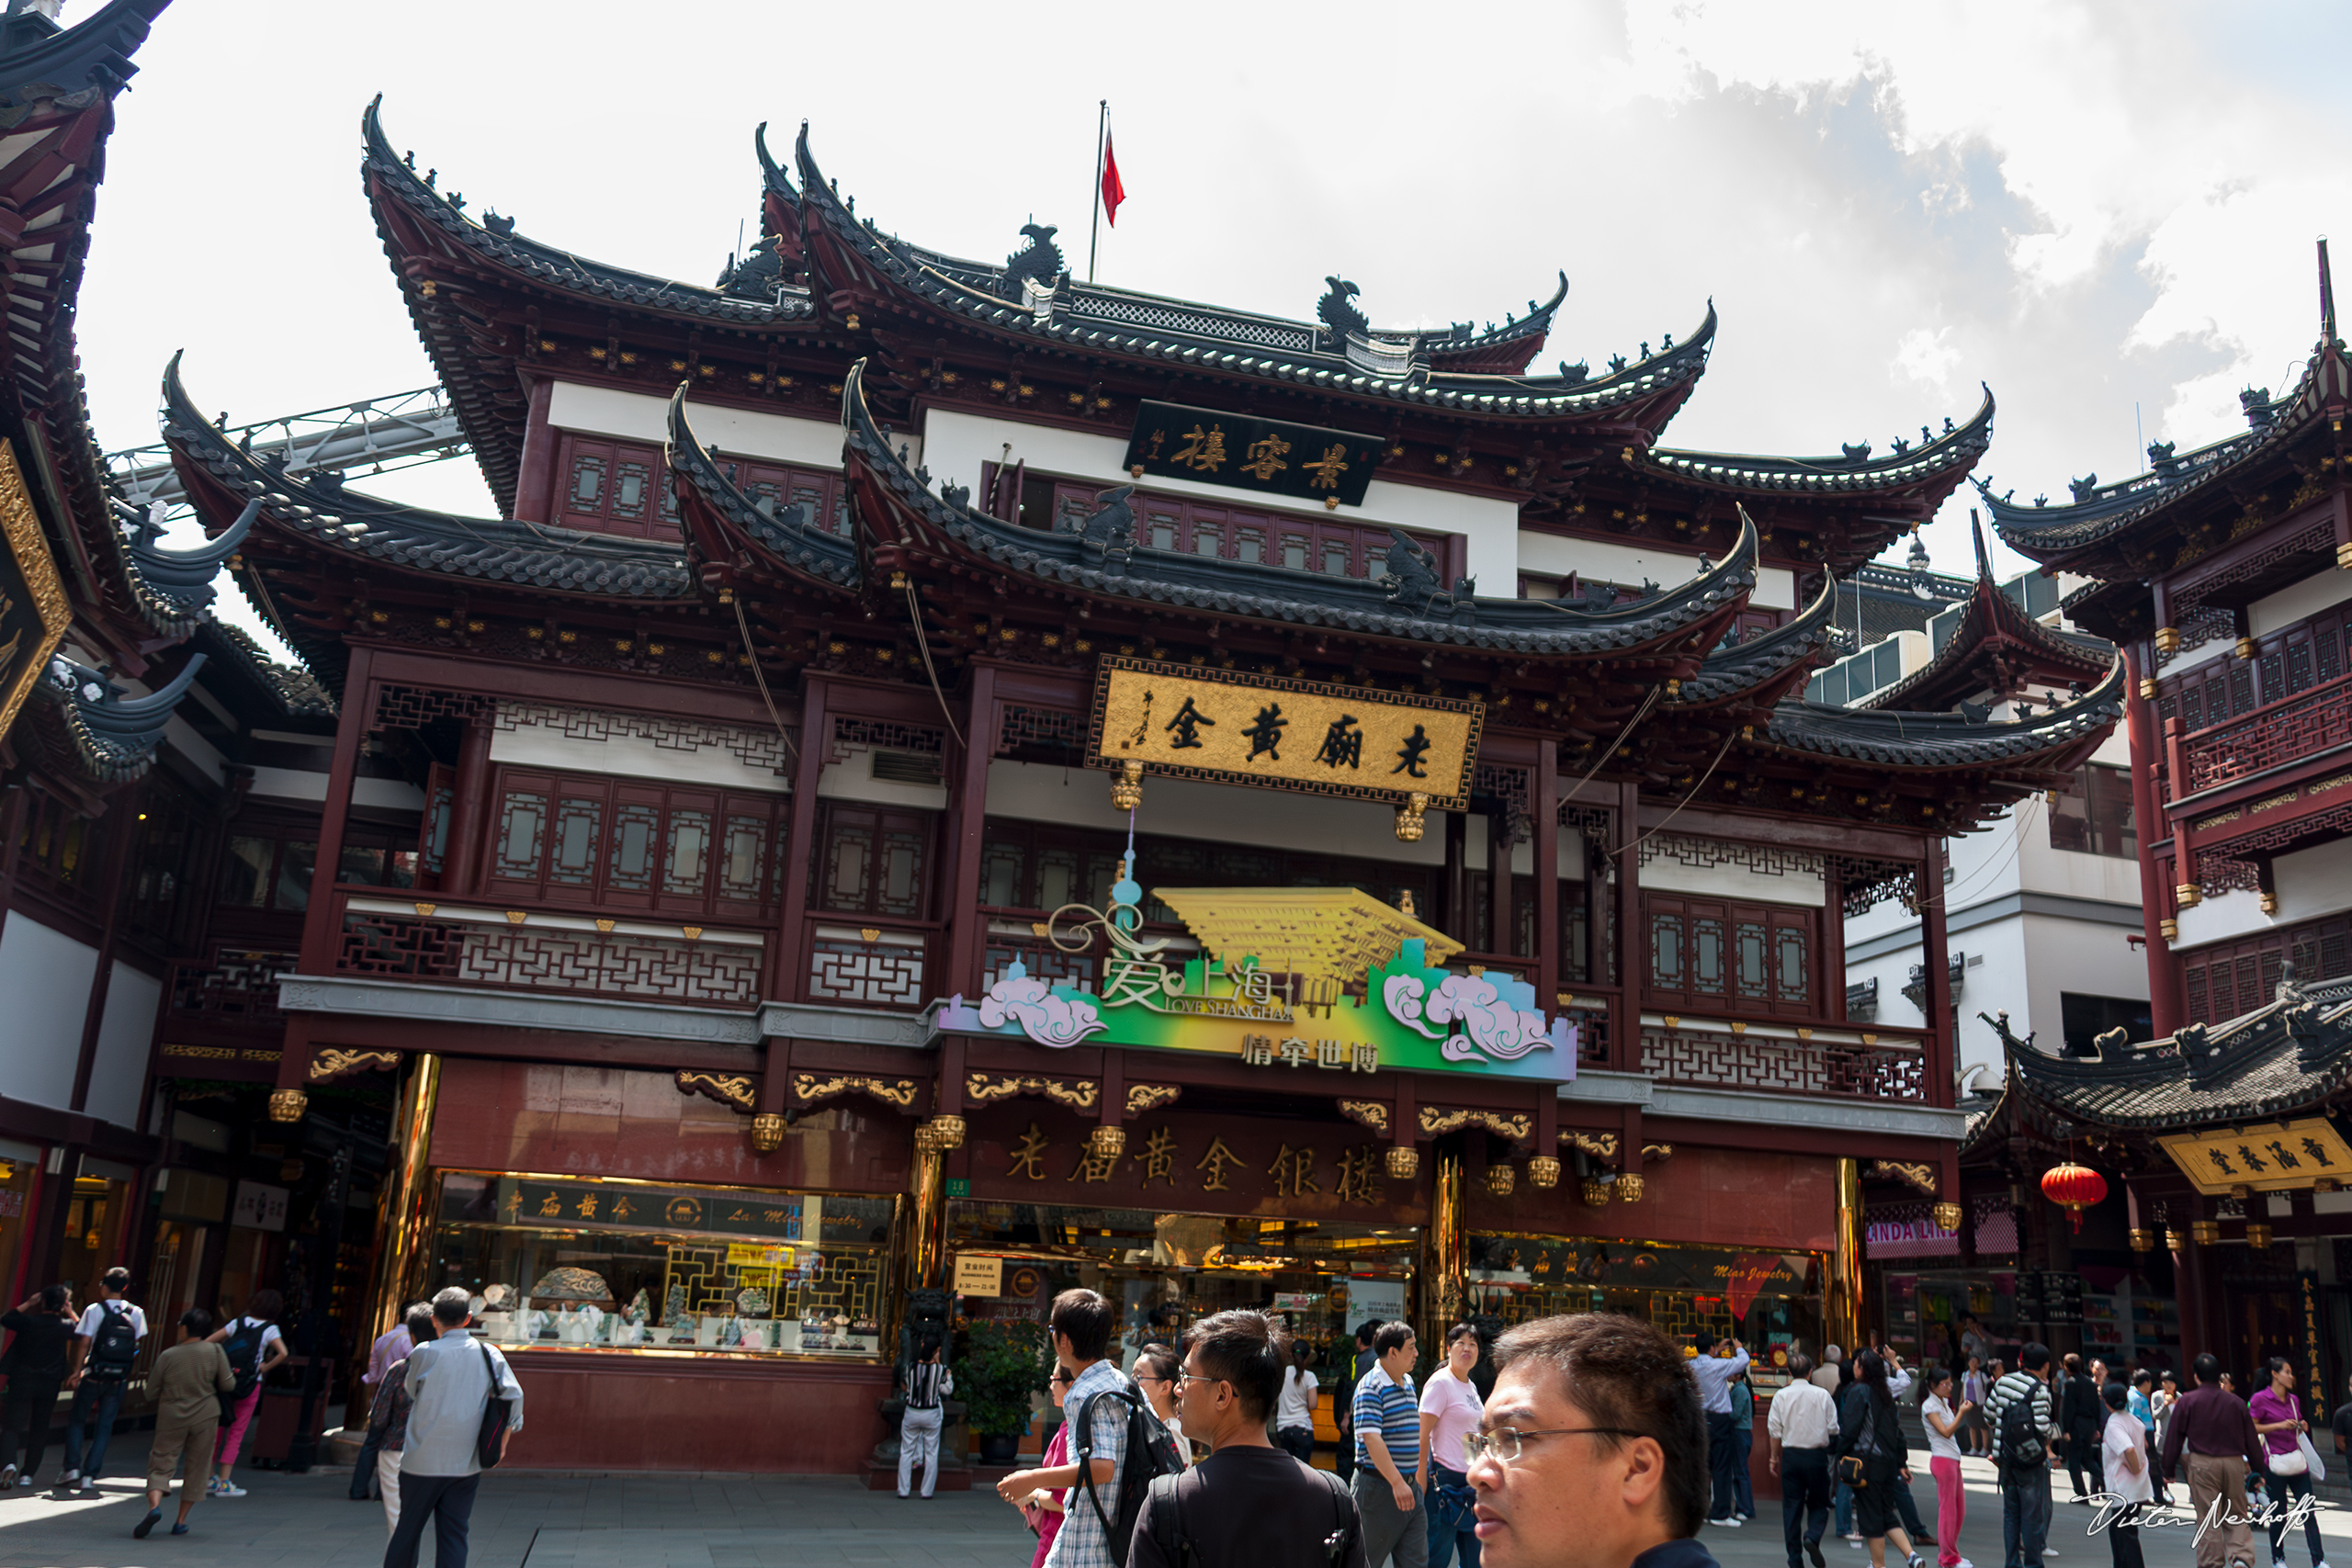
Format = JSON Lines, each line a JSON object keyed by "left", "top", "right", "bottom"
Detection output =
{"left": 1087, "top": 656, "right": 1481, "bottom": 810}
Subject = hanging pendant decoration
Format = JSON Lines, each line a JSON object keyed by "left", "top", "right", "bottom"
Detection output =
{"left": 2041, "top": 1161, "right": 2108, "bottom": 1233}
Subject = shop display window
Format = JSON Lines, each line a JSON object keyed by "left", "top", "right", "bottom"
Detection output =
{"left": 428, "top": 1173, "right": 894, "bottom": 1360}
{"left": 1467, "top": 1233, "right": 1826, "bottom": 1388}
{"left": 947, "top": 1201, "right": 1417, "bottom": 1379}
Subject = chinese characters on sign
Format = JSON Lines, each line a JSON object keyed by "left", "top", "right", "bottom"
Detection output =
{"left": 999, "top": 1119, "right": 1388, "bottom": 1206}
{"left": 0, "top": 441, "right": 70, "bottom": 749}
{"left": 464, "top": 1179, "right": 812, "bottom": 1242}
{"left": 1089, "top": 656, "right": 1481, "bottom": 809}
{"left": 1125, "top": 400, "right": 1383, "bottom": 507}
{"left": 2158, "top": 1118, "right": 2352, "bottom": 1196}
{"left": 1239, "top": 1033, "right": 1379, "bottom": 1073}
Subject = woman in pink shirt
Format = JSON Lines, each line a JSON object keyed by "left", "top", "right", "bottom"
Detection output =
{"left": 1419, "top": 1324, "right": 1487, "bottom": 1568}
{"left": 2248, "top": 1357, "right": 2324, "bottom": 1568}
{"left": 1021, "top": 1366, "right": 1075, "bottom": 1568}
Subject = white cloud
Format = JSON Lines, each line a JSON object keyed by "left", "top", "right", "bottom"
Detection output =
{"left": 1894, "top": 326, "right": 1962, "bottom": 391}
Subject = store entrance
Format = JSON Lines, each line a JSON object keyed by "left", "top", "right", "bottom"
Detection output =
{"left": 947, "top": 1201, "right": 1419, "bottom": 1429}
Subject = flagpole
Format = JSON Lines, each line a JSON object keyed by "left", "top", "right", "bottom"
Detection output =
{"left": 1088, "top": 99, "right": 1106, "bottom": 283}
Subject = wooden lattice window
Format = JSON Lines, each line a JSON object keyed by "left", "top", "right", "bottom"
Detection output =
{"left": 481, "top": 766, "right": 784, "bottom": 919}
{"left": 1645, "top": 894, "right": 1816, "bottom": 1018}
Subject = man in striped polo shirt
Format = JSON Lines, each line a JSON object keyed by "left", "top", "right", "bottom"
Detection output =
{"left": 1353, "top": 1321, "right": 1427, "bottom": 1568}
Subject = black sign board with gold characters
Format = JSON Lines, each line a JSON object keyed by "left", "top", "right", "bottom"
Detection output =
{"left": 1123, "top": 400, "right": 1384, "bottom": 508}
{"left": 0, "top": 441, "right": 68, "bottom": 749}
{"left": 1087, "top": 655, "right": 1481, "bottom": 809}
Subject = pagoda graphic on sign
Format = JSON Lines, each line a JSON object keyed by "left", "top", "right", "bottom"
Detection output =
{"left": 935, "top": 858, "right": 1575, "bottom": 1082}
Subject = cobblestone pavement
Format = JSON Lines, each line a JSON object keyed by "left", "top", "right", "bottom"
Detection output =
{"left": 0, "top": 1438, "right": 2346, "bottom": 1568}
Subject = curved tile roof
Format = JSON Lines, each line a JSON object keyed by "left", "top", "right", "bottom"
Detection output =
{"left": 162, "top": 356, "right": 693, "bottom": 604}
{"left": 796, "top": 127, "right": 1712, "bottom": 423}
{"left": 1638, "top": 386, "right": 1995, "bottom": 497}
{"left": 663, "top": 384, "right": 858, "bottom": 590}
{"left": 833, "top": 362, "right": 1756, "bottom": 659}
{"left": 364, "top": 99, "right": 812, "bottom": 328}
{"left": 1669, "top": 567, "right": 1845, "bottom": 706}
{"left": 1762, "top": 656, "right": 2124, "bottom": 769}
{"left": 1984, "top": 337, "right": 2348, "bottom": 562}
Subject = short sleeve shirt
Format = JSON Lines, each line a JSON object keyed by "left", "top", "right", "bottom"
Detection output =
{"left": 1353, "top": 1362, "right": 1419, "bottom": 1469}
{"left": 2103, "top": 1411, "right": 2153, "bottom": 1503}
{"left": 2247, "top": 1388, "right": 2301, "bottom": 1460}
{"left": 74, "top": 1301, "right": 147, "bottom": 1344}
{"left": 1924, "top": 1393, "right": 1963, "bottom": 1461}
{"left": 1419, "top": 1368, "right": 1483, "bottom": 1473}
{"left": 1046, "top": 1359, "right": 1132, "bottom": 1568}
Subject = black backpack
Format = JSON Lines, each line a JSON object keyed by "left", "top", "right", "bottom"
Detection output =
{"left": 85, "top": 1303, "right": 140, "bottom": 1380}
{"left": 222, "top": 1317, "right": 270, "bottom": 1400}
{"left": 1997, "top": 1382, "right": 2049, "bottom": 1471}
{"left": 1071, "top": 1380, "right": 1184, "bottom": 1563}
{"left": 1148, "top": 1463, "right": 1355, "bottom": 1568}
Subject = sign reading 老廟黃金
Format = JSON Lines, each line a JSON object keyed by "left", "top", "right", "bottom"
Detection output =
{"left": 2157, "top": 1117, "right": 2352, "bottom": 1195}
{"left": 0, "top": 441, "right": 69, "bottom": 750}
{"left": 1124, "top": 400, "right": 1383, "bottom": 508}
{"left": 953, "top": 1254, "right": 1005, "bottom": 1298}
{"left": 937, "top": 885, "right": 1575, "bottom": 1083}
{"left": 1087, "top": 656, "right": 1480, "bottom": 810}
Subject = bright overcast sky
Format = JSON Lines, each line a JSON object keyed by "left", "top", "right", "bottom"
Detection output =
{"left": 74, "top": 0, "right": 2352, "bottom": 658}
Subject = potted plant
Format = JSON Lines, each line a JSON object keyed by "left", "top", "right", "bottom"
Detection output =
{"left": 956, "top": 1317, "right": 1050, "bottom": 1465}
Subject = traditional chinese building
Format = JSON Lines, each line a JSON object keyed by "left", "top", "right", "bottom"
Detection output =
{"left": 0, "top": 37, "right": 2136, "bottom": 1472}
{"left": 1934, "top": 251, "right": 2352, "bottom": 1400}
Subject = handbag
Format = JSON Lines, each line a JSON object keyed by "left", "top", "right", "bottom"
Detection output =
{"left": 2268, "top": 1442, "right": 2309, "bottom": 1476}
{"left": 474, "top": 1340, "right": 514, "bottom": 1469}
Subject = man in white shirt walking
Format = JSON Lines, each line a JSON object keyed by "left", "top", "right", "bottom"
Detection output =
{"left": 59, "top": 1267, "right": 145, "bottom": 1495}
{"left": 385, "top": 1288, "right": 523, "bottom": 1568}
{"left": 1691, "top": 1333, "right": 1752, "bottom": 1529}
{"left": 1770, "top": 1352, "right": 1839, "bottom": 1568}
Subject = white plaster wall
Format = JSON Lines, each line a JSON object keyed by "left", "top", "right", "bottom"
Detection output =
{"left": 245, "top": 770, "right": 425, "bottom": 811}
{"left": 84, "top": 962, "right": 161, "bottom": 1131}
{"left": 817, "top": 752, "right": 949, "bottom": 811}
{"left": 1513, "top": 532, "right": 1795, "bottom": 612}
{"left": 2250, "top": 570, "right": 2352, "bottom": 637}
{"left": 919, "top": 409, "right": 1524, "bottom": 593}
{"left": 547, "top": 382, "right": 860, "bottom": 469}
{"left": 1636, "top": 853, "right": 1825, "bottom": 908}
{"left": 0, "top": 916, "right": 98, "bottom": 1111}
{"left": 2014, "top": 909, "right": 2147, "bottom": 1047}
{"left": 2272, "top": 836, "right": 2352, "bottom": 924}
{"left": 2159, "top": 636, "right": 2231, "bottom": 680}
{"left": 2174, "top": 886, "right": 2270, "bottom": 949}
{"left": 2018, "top": 835, "right": 2145, "bottom": 906}
{"left": 491, "top": 716, "right": 792, "bottom": 794}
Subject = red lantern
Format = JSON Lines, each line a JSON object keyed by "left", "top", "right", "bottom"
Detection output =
{"left": 2041, "top": 1162, "right": 2108, "bottom": 1232}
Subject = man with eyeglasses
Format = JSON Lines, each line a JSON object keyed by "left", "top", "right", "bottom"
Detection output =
{"left": 1129, "top": 1309, "right": 1365, "bottom": 1568}
{"left": 1464, "top": 1314, "right": 1721, "bottom": 1568}
{"left": 1354, "top": 1322, "right": 1429, "bottom": 1568}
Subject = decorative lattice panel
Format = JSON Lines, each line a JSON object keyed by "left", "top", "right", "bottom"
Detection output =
{"left": 335, "top": 914, "right": 759, "bottom": 1006}
{"left": 171, "top": 947, "right": 298, "bottom": 1024}
{"left": 2188, "top": 682, "right": 2352, "bottom": 791}
{"left": 806, "top": 928, "right": 928, "bottom": 1007}
{"left": 1638, "top": 1028, "right": 1927, "bottom": 1103}
{"left": 369, "top": 686, "right": 494, "bottom": 733}
{"left": 998, "top": 705, "right": 1085, "bottom": 757}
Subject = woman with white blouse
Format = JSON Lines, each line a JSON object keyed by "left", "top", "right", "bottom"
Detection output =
{"left": 1419, "top": 1324, "right": 1486, "bottom": 1568}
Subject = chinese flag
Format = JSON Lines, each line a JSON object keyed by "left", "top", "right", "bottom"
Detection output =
{"left": 1101, "top": 134, "right": 1125, "bottom": 227}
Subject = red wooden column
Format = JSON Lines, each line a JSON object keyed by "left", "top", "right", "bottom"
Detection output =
{"left": 282, "top": 646, "right": 378, "bottom": 1093}
{"left": 1487, "top": 801, "right": 1514, "bottom": 964}
{"left": 1532, "top": 739, "right": 1560, "bottom": 1010}
{"left": 944, "top": 663, "right": 999, "bottom": 999}
{"left": 1823, "top": 865, "right": 1848, "bottom": 1021}
{"left": 772, "top": 677, "right": 831, "bottom": 1003}
{"left": 1917, "top": 850, "right": 1954, "bottom": 1108}
{"left": 2124, "top": 645, "right": 2185, "bottom": 1036}
{"left": 1611, "top": 782, "right": 1642, "bottom": 1072}
{"left": 439, "top": 711, "right": 495, "bottom": 899}
{"left": 511, "top": 378, "right": 558, "bottom": 525}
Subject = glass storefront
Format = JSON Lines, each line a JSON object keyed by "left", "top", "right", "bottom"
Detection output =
{"left": 428, "top": 1171, "right": 895, "bottom": 1359}
{"left": 1469, "top": 1233, "right": 1827, "bottom": 1391}
{"left": 947, "top": 1201, "right": 1419, "bottom": 1372}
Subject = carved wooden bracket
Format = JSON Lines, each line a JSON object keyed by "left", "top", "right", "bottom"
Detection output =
{"left": 966, "top": 1070, "right": 1099, "bottom": 1111}
{"left": 1419, "top": 1106, "right": 1531, "bottom": 1141}
{"left": 1559, "top": 1131, "right": 1674, "bottom": 1165}
{"left": 792, "top": 1072, "right": 921, "bottom": 1111}
{"left": 1125, "top": 1084, "right": 1182, "bottom": 1116}
{"left": 1869, "top": 1159, "right": 1939, "bottom": 1196}
{"left": 308, "top": 1048, "right": 401, "bottom": 1084}
{"left": 1337, "top": 1099, "right": 1391, "bottom": 1136}
{"left": 675, "top": 1070, "right": 756, "bottom": 1112}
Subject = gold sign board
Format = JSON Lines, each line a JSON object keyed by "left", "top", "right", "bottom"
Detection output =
{"left": 952, "top": 1253, "right": 1004, "bottom": 1298}
{"left": 0, "top": 440, "right": 68, "bottom": 748}
{"left": 2158, "top": 1117, "right": 2352, "bottom": 1196}
{"left": 1086, "top": 656, "right": 1482, "bottom": 809}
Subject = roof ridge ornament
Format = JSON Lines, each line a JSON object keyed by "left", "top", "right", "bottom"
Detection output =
{"left": 1317, "top": 276, "right": 1369, "bottom": 343}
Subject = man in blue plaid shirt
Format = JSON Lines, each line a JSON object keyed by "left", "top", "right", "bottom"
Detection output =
{"left": 998, "top": 1290, "right": 1126, "bottom": 1568}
